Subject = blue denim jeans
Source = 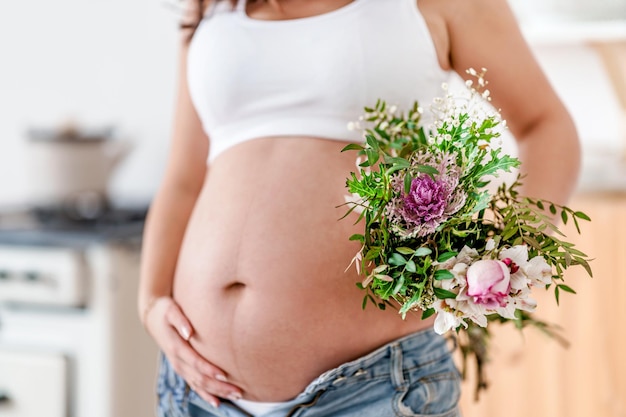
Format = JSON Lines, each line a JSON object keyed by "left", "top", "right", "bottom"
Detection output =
{"left": 157, "top": 328, "right": 462, "bottom": 417}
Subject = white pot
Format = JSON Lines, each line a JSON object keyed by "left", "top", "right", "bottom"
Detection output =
{"left": 25, "top": 127, "right": 131, "bottom": 218}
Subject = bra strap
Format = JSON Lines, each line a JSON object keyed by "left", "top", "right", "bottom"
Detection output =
{"left": 235, "top": 0, "right": 247, "bottom": 13}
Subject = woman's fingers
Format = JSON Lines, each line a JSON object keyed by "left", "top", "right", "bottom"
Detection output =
{"left": 164, "top": 298, "right": 194, "bottom": 341}
{"left": 154, "top": 297, "right": 244, "bottom": 402}
{"left": 168, "top": 333, "right": 243, "bottom": 400}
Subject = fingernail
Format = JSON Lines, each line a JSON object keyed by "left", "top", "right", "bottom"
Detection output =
{"left": 228, "top": 393, "right": 242, "bottom": 401}
{"left": 180, "top": 326, "right": 190, "bottom": 341}
{"left": 215, "top": 374, "right": 228, "bottom": 382}
{"left": 209, "top": 398, "right": 220, "bottom": 408}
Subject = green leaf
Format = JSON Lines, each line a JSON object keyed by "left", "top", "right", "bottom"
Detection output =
{"left": 502, "top": 226, "right": 519, "bottom": 242}
{"left": 366, "top": 149, "right": 379, "bottom": 167}
{"left": 384, "top": 156, "right": 411, "bottom": 167}
{"left": 396, "top": 247, "right": 415, "bottom": 255}
{"left": 341, "top": 143, "right": 364, "bottom": 152}
{"left": 415, "top": 165, "right": 439, "bottom": 176}
{"left": 536, "top": 200, "right": 544, "bottom": 210}
{"left": 392, "top": 274, "right": 406, "bottom": 294}
{"left": 574, "top": 211, "right": 591, "bottom": 221}
{"left": 558, "top": 284, "right": 577, "bottom": 294}
{"left": 434, "top": 269, "right": 455, "bottom": 280}
{"left": 522, "top": 235, "right": 542, "bottom": 250}
{"left": 365, "top": 247, "right": 381, "bottom": 260}
{"left": 573, "top": 257, "right": 593, "bottom": 277}
{"left": 473, "top": 153, "right": 520, "bottom": 177}
{"left": 365, "top": 134, "right": 380, "bottom": 151}
{"left": 389, "top": 253, "right": 407, "bottom": 266}
{"left": 437, "top": 251, "right": 457, "bottom": 262}
{"left": 406, "top": 260, "right": 417, "bottom": 273}
{"left": 421, "top": 308, "right": 436, "bottom": 320}
{"left": 561, "top": 209, "right": 568, "bottom": 225}
{"left": 549, "top": 204, "right": 557, "bottom": 215}
{"left": 349, "top": 234, "right": 364, "bottom": 242}
{"left": 555, "top": 285, "right": 560, "bottom": 305}
{"left": 404, "top": 172, "right": 413, "bottom": 194}
{"left": 451, "top": 229, "right": 469, "bottom": 238}
{"left": 564, "top": 251, "right": 572, "bottom": 267}
{"left": 434, "top": 288, "right": 457, "bottom": 299}
{"left": 415, "top": 247, "right": 433, "bottom": 257}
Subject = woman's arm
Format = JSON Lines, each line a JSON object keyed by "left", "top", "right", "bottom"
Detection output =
{"left": 443, "top": 0, "right": 581, "bottom": 205}
{"left": 137, "top": 26, "right": 208, "bottom": 330}
{"left": 138, "top": 2, "right": 242, "bottom": 405}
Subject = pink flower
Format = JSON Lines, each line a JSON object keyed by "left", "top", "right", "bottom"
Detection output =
{"left": 466, "top": 260, "right": 511, "bottom": 309}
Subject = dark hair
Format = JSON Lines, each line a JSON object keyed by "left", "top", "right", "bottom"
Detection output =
{"left": 180, "top": 0, "right": 243, "bottom": 31}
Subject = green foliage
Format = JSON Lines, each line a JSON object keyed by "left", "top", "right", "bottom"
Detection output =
{"left": 344, "top": 98, "right": 591, "bottom": 316}
{"left": 342, "top": 87, "right": 593, "bottom": 399}
{"left": 344, "top": 80, "right": 592, "bottom": 396}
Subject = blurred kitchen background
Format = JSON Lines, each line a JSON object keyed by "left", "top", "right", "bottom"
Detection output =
{"left": 0, "top": 0, "right": 624, "bottom": 416}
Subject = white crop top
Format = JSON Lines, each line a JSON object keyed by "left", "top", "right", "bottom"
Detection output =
{"left": 187, "top": 0, "right": 451, "bottom": 164}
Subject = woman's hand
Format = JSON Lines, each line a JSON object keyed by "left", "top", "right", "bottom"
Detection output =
{"left": 143, "top": 296, "right": 243, "bottom": 407}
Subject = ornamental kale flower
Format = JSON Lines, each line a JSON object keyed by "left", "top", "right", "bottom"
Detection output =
{"left": 403, "top": 175, "right": 448, "bottom": 223}
{"left": 387, "top": 151, "right": 466, "bottom": 238}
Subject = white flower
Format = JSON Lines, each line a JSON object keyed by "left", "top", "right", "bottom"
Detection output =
{"left": 499, "top": 245, "right": 528, "bottom": 265}
{"left": 525, "top": 256, "right": 552, "bottom": 286}
{"left": 458, "top": 246, "right": 480, "bottom": 264}
{"left": 496, "top": 300, "right": 517, "bottom": 320}
{"left": 499, "top": 245, "right": 531, "bottom": 291}
{"left": 433, "top": 300, "right": 467, "bottom": 334}
{"left": 448, "top": 294, "right": 489, "bottom": 328}
{"left": 517, "top": 296, "right": 537, "bottom": 312}
{"left": 435, "top": 262, "right": 469, "bottom": 291}
{"left": 508, "top": 288, "right": 538, "bottom": 313}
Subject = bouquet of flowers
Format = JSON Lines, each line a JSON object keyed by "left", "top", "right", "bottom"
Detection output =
{"left": 342, "top": 69, "right": 593, "bottom": 399}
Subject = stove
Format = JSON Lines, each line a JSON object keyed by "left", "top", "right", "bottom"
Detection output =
{"left": 0, "top": 207, "right": 147, "bottom": 247}
{"left": 0, "top": 207, "right": 158, "bottom": 417}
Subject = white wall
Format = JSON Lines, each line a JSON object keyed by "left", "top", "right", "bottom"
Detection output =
{"left": 0, "top": 1, "right": 624, "bottom": 209}
{"left": 0, "top": 0, "right": 180, "bottom": 208}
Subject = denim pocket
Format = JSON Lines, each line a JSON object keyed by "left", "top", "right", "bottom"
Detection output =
{"left": 394, "top": 370, "right": 461, "bottom": 417}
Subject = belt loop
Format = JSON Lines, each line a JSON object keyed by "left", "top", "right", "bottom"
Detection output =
{"left": 389, "top": 343, "right": 406, "bottom": 390}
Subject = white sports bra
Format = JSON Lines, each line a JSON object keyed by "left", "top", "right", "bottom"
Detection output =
{"left": 187, "top": 0, "right": 451, "bottom": 164}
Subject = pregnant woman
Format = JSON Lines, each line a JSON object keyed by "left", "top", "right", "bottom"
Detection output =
{"left": 138, "top": 0, "right": 580, "bottom": 415}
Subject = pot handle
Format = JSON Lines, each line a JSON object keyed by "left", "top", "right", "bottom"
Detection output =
{"left": 105, "top": 140, "right": 133, "bottom": 169}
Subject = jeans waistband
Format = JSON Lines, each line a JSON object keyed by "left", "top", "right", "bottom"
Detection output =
{"left": 300, "top": 327, "right": 453, "bottom": 397}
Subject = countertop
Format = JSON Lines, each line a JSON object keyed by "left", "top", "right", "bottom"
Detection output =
{"left": 0, "top": 208, "right": 146, "bottom": 247}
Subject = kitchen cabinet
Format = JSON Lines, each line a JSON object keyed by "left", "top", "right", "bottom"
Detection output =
{"left": 459, "top": 193, "right": 626, "bottom": 417}
{"left": 0, "top": 351, "right": 67, "bottom": 417}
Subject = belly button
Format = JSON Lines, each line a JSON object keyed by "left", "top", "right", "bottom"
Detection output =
{"left": 224, "top": 281, "right": 246, "bottom": 291}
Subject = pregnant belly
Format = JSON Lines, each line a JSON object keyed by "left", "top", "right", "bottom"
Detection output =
{"left": 172, "top": 137, "right": 432, "bottom": 401}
